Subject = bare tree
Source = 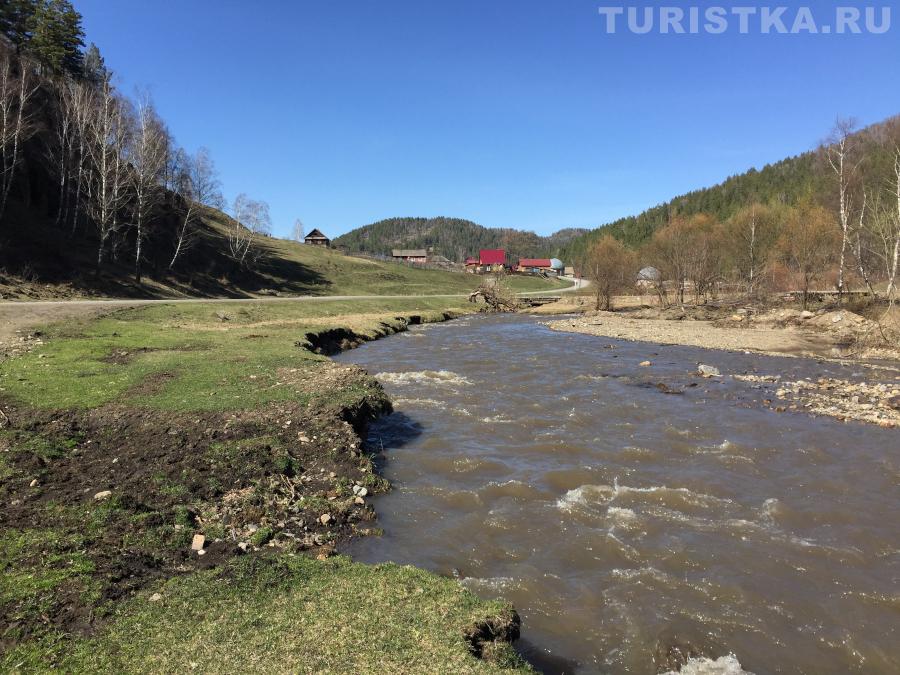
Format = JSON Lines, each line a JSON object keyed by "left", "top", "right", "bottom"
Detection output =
{"left": 582, "top": 234, "right": 636, "bottom": 310}
{"left": 774, "top": 204, "right": 840, "bottom": 309}
{"left": 292, "top": 218, "right": 304, "bottom": 242}
{"left": 863, "top": 150, "right": 900, "bottom": 300}
{"left": 84, "top": 78, "right": 132, "bottom": 271}
{"left": 0, "top": 49, "right": 39, "bottom": 222}
{"left": 49, "top": 81, "right": 74, "bottom": 228}
{"left": 61, "top": 79, "right": 93, "bottom": 235}
{"left": 686, "top": 215, "right": 726, "bottom": 302}
{"left": 129, "top": 92, "right": 168, "bottom": 282}
{"left": 825, "top": 117, "right": 860, "bottom": 299}
{"left": 169, "top": 146, "right": 222, "bottom": 269}
{"left": 725, "top": 203, "right": 782, "bottom": 295}
{"left": 890, "top": 149, "right": 900, "bottom": 298}
{"left": 852, "top": 188, "right": 878, "bottom": 296}
{"left": 646, "top": 216, "right": 705, "bottom": 305}
{"left": 228, "top": 193, "right": 271, "bottom": 267}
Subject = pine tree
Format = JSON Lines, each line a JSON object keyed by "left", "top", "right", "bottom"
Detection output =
{"left": 81, "top": 42, "right": 106, "bottom": 83}
{"left": 0, "top": 0, "right": 37, "bottom": 49}
{"left": 26, "top": 0, "right": 84, "bottom": 76}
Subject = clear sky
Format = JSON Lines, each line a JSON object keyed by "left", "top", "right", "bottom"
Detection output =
{"left": 76, "top": 0, "right": 900, "bottom": 239}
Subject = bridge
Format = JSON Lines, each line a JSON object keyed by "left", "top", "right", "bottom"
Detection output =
{"left": 517, "top": 295, "right": 562, "bottom": 307}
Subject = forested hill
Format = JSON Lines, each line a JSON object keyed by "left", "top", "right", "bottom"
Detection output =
{"left": 559, "top": 115, "right": 900, "bottom": 262}
{"left": 333, "top": 217, "right": 587, "bottom": 262}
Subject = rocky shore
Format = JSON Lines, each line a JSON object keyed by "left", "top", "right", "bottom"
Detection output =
{"left": 548, "top": 305, "right": 900, "bottom": 428}
{"left": 734, "top": 373, "right": 900, "bottom": 428}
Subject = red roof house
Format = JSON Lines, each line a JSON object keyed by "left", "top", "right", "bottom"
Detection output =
{"left": 479, "top": 249, "right": 506, "bottom": 266}
{"left": 464, "top": 257, "right": 479, "bottom": 266}
{"left": 518, "top": 258, "right": 552, "bottom": 269}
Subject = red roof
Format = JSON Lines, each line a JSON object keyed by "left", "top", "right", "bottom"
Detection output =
{"left": 479, "top": 249, "right": 505, "bottom": 265}
{"left": 464, "top": 257, "right": 479, "bottom": 265}
{"left": 519, "top": 258, "right": 552, "bottom": 267}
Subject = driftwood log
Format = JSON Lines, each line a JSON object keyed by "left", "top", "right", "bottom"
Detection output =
{"left": 468, "top": 281, "right": 520, "bottom": 311}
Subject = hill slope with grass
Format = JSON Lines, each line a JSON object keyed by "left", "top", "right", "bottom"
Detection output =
{"left": 1, "top": 200, "right": 567, "bottom": 300}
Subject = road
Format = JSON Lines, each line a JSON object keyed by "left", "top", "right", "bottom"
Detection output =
{"left": 0, "top": 283, "right": 582, "bottom": 344}
{"left": 0, "top": 294, "right": 472, "bottom": 346}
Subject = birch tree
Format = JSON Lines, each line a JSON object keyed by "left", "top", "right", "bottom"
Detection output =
{"left": 292, "top": 218, "right": 304, "bottom": 242}
{"left": 825, "top": 118, "right": 860, "bottom": 299}
{"left": 64, "top": 79, "right": 92, "bottom": 235}
{"left": 228, "top": 193, "right": 271, "bottom": 267}
{"left": 85, "top": 78, "right": 132, "bottom": 271}
{"left": 865, "top": 150, "right": 900, "bottom": 300}
{"left": 0, "top": 49, "right": 39, "bottom": 223}
{"left": 129, "top": 92, "right": 168, "bottom": 282}
{"left": 169, "top": 146, "right": 222, "bottom": 269}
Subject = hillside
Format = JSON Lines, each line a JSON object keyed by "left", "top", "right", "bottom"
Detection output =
{"left": 333, "top": 216, "right": 587, "bottom": 263}
{"left": 560, "top": 115, "right": 899, "bottom": 262}
{"left": 0, "top": 201, "right": 569, "bottom": 300}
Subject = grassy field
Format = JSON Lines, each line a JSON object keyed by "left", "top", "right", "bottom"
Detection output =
{"left": 250, "top": 234, "right": 571, "bottom": 297}
{"left": 0, "top": 203, "right": 570, "bottom": 301}
{"left": 1, "top": 297, "right": 473, "bottom": 411}
{"left": 0, "top": 298, "right": 530, "bottom": 673}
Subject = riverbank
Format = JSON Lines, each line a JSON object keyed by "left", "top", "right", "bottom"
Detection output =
{"left": 548, "top": 309, "right": 900, "bottom": 428}
{"left": 0, "top": 299, "right": 529, "bottom": 672}
{"left": 548, "top": 310, "right": 836, "bottom": 357}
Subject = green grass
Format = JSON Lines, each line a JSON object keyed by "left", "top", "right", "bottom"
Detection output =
{"left": 3, "top": 555, "right": 529, "bottom": 674}
{"left": 0, "top": 527, "right": 101, "bottom": 641}
{"left": 0, "top": 296, "right": 531, "bottom": 673}
{"left": 0, "top": 298, "right": 473, "bottom": 412}
{"left": 223, "top": 227, "right": 569, "bottom": 298}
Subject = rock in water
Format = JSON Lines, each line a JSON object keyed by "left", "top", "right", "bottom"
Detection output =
{"left": 697, "top": 364, "right": 720, "bottom": 378}
{"left": 639, "top": 360, "right": 652, "bottom": 367}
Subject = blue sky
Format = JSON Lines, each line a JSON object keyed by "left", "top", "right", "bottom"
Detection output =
{"left": 76, "top": 0, "right": 900, "bottom": 238}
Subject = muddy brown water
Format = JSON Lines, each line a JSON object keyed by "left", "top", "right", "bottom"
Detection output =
{"left": 335, "top": 313, "right": 899, "bottom": 674}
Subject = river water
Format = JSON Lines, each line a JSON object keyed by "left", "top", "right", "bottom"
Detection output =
{"left": 335, "top": 313, "right": 899, "bottom": 674}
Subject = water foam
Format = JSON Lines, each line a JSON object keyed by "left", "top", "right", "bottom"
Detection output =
{"left": 377, "top": 370, "right": 472, "bottom": 387}
{"left": 664, "top": 654, "right": 753, "bottom": 675}
{"left": 556, "top": 478, "right": 730, "bottom": 513}
{"left": 392, "top": 397, "right": 444, "bottom": 408}
{"left": 460, "top": 576, "right": 517, "bottom": 593}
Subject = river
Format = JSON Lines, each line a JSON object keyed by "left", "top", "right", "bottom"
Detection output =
{"left": 335, "top": 313, "right": 899, "bottom": 674}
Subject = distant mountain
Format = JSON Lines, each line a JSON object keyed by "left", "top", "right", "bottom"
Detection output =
{"left": 560, "top": 115, "right": 900, "bottom": 262}
{"left": 333, "top": 217, "right": 587, "bottom": 263}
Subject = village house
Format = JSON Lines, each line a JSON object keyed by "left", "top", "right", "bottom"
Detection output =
{"left": 304, "top": 228, "right": 330, "bottom": 247}
{"left": 464, "top": 256, "right": 480, "bottom": 272}
{"left": 479, "top": 249, "right": 506, "bottom": 272}
{"left": 392, "top": 249, "right": 429, "bottom": 264}
{"left": 636, "top": 266, "right": 661, "bottom": 290}
{"left": 518, "top": 258, "right": 564, "bottom": 276}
